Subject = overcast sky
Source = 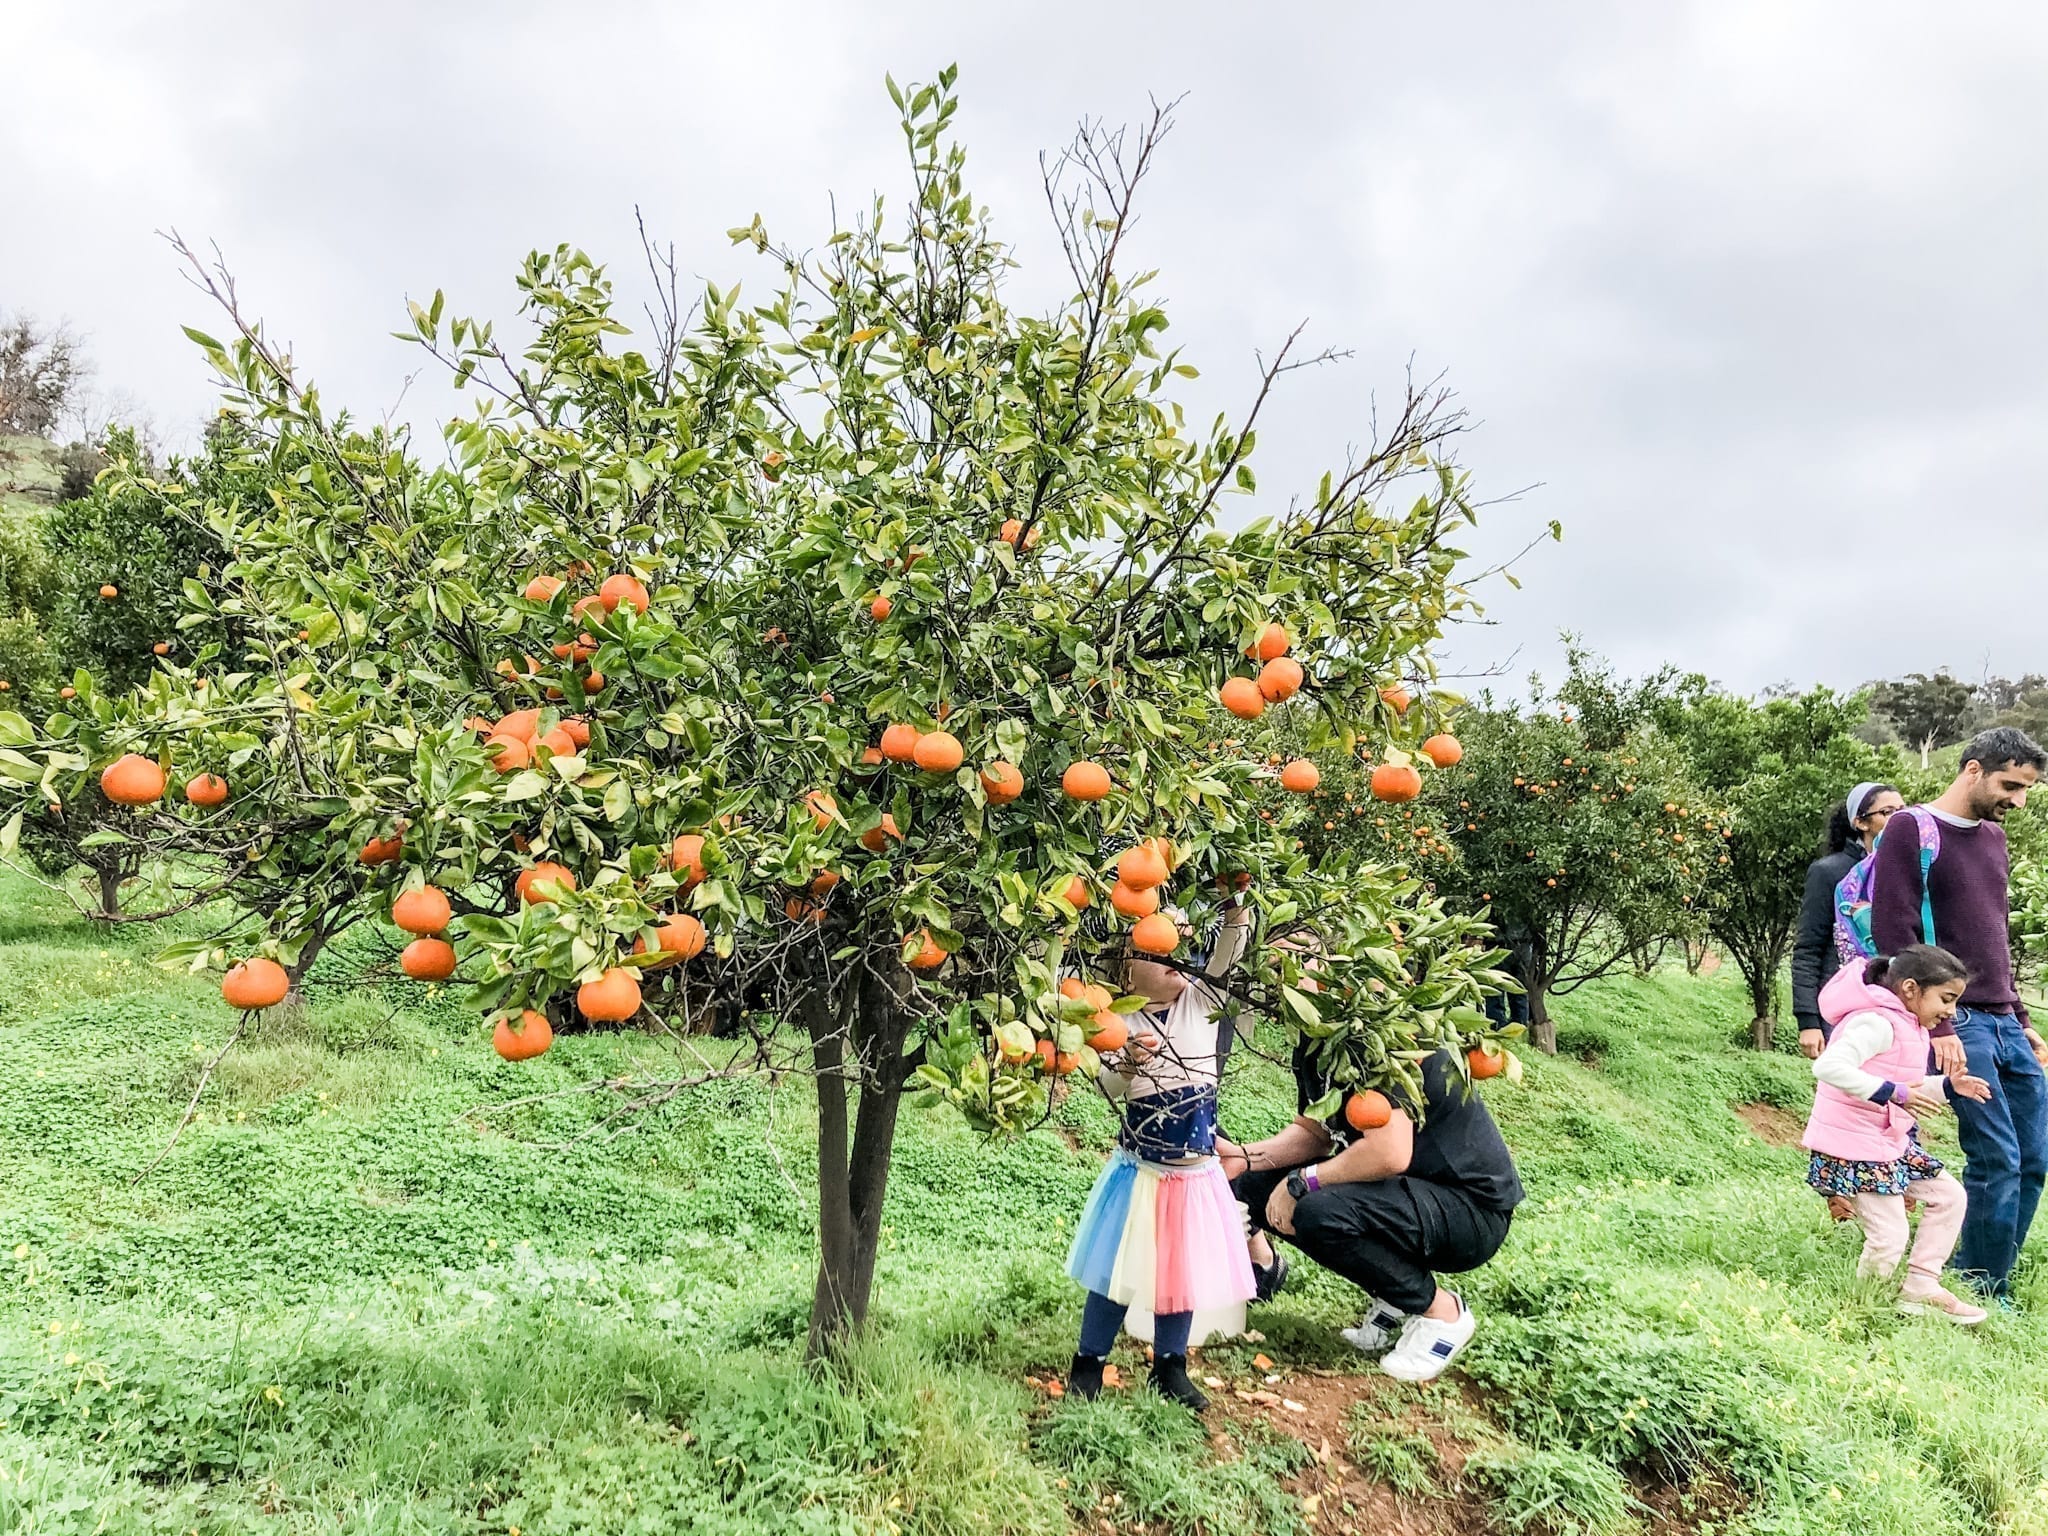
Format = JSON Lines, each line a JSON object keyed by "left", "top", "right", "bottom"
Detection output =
{"left": 8, "top": 1, "right": 2045, "bottom": 696}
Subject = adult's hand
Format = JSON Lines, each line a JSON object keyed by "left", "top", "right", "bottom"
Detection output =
{"left": 2027, "top": 1028, "right": 2048, "bottom": 1068}
{"left": 1215, "top": 1136, "right": 1249, "bottom": 1182}
{"left": 1264, "top": 1182, "right": 1298, "bottom": 1236}
{"left": 1798, "top": 1028, "right": 1825, "bottom": 1061}
{"left": 1931, "top": 1034, "right": 1968, "bottom": 1077}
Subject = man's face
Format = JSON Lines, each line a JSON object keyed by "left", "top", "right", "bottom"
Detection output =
{"left": 1965, "top": 760, "right": 2039, "bottom": 821}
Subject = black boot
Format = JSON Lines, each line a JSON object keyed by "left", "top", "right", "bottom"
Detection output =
{"left": 1067, "top": 1352, "right": 1106, "bottom": 1401}
{"left": 1147, "top": 1353, "right": 1209, "bottom": 1411}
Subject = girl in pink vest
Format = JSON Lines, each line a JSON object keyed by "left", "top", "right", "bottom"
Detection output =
{"left": 1806, "top": 945, "right": 1993, "bottom": 1323}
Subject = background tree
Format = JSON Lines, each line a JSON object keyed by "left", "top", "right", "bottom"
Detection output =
{"left": 1657, "top": 684, "right": 1899, "bottom": 1048}
{"left": 1417, "top": 654, "right": 1717, "bottom": 1053}
{"left": 0, "top": 312, "right": 87, "bottom": 437}
{"left": 1870, "top": 670, "right": 1974, "bottom": 767}
{"left": 0, "top": 73, "right": 1516, "bottom": 1355}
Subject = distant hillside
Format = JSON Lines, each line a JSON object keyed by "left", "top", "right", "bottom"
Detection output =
{"left": 0, "top": 432, "right": 67, "bottom": 522}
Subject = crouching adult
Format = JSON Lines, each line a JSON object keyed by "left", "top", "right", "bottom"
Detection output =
{"left": 1221, "top": 1045, "right": 1524, "bottom": 1381}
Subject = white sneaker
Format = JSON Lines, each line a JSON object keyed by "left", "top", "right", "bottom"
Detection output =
{"left": 1380, "top": 1296, "right": 1477, "bottom": 1381}
{"left": 1898, "top": 1288, "right": 1989, "bottom": 1326}
{"left": 1340, "top": 1296, "right": 1408, "bottom": 1354}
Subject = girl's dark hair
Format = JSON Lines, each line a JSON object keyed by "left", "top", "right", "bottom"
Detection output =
{"left": 1864, "top": 944, "right": 1970, "bottom": 992}
{"left": 1823, "top": 783, "right": 1899, "bottom": 855}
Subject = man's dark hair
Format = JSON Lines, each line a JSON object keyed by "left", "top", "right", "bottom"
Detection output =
{"left": 1960, "top": 726, "right": 2048, "bottom": 777}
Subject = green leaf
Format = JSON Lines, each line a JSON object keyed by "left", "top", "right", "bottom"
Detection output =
{"left": 0, "top": 711, "right": 33, "bottom": 748}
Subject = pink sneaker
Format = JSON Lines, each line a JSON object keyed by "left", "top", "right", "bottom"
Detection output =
{"left": 1898, "top": 1288, "right": 1988, "bottom": 1326}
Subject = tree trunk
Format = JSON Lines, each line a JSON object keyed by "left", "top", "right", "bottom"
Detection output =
{"left": 1743, "top": 944, "right": 1781, "bottom": 1051}
{"left": 95, "top": 862, "right": 125, "bottom": 916}
{"left": 1528, "top": 982, "right": 1556, "bottom": 1055}
{"left": 286, "top": 924, "right": 332, "bottom": 994}
{"left": 806, "top": 963, "right": 913, "bottom": 1360}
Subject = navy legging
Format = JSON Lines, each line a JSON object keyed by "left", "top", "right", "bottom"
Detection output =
{"left": 1078, "top": 1289, "right": 1192, "bottom": 1357}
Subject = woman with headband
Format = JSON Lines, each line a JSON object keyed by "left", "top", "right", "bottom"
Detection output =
{"left": 1792, "top": 780, "right": 1905, "bottom": 1059}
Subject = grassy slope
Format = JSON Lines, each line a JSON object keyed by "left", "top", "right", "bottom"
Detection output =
{"left": 0, "top": 433, "right": 62, "bottom": 525}
{"left": 0, "top": 868, "right": 2044, "bottom": 1535}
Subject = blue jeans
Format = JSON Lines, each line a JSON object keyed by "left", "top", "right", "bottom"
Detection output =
{"left": 1949, "top": 1008, "right": 2048, "bottom": 1296}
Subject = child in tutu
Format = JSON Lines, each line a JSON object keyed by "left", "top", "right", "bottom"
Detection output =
{"left": 1806, "top": 945, "right": 1992, "bottom": 1323}
{"left": 1066, "top": 892, "right": 1255, "bottom": 1410}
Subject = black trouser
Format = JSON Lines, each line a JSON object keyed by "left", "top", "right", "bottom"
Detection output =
{"left": 1234, "top": 1166, "right": 1512, "bottom": 1315}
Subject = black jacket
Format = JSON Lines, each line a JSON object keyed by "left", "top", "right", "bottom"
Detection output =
{"left": 1791, "top": 846, "right": 1864, "bottom": 1031}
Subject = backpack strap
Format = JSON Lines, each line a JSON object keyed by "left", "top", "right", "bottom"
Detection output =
{"left": 1900, "top": 807, "right": 1944, "bottom": 947}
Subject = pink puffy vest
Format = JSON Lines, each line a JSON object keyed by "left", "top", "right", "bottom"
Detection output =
{"left": 1801, "top": 965, "right": 1931, "bottom": 1163}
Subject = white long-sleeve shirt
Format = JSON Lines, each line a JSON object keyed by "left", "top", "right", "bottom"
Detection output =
{"left": 1813, "top": 1009, "right": 1944, "bottom": 1104}
{"left": 1098, "top": 914, "right": 1252, "bottom": 1102}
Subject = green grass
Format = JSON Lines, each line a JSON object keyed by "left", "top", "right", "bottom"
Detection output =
{"left": 0, "top": 863, "right": 2045, "bottom": 1533}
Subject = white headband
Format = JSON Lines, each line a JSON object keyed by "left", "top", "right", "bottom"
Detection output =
{"left": 1845, "top": 782, "right": 1882, "bottom": 823}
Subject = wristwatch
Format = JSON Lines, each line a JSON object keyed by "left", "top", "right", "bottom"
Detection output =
{"left": 1286, "top": 1165, "right": 1322, "bottom": 1201}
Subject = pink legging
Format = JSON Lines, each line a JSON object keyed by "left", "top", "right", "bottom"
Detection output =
{"left": 1855, "top": 1173, "right": 1967, "bottom": 1295}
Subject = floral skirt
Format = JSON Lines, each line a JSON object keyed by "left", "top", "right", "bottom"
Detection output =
{"left": 1806, "top": 1144, "right": 1944, "bottom": 1198}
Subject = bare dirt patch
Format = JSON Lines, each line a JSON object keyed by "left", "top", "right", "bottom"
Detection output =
{"left": 1735, "top": 1101, "right": 1804, "bottom": 1147}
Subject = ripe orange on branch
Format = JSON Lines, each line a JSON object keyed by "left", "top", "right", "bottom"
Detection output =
{"left": 359, "top": 829, "right": 405, "bottom": 865}
{"left": 524, "top": 574, "right": 565, "bottom": 602}
{"left": 1110, "top": 881, "right": 1161, "bottom": 919}
{"left": 1117, "top": 845, "right": 1169, "bottom": 891}
{"left": 577, "top": 967, "right": 643, "bottom": 1022}
{"left": 1280, "top": 759, "right": 1321, "bottom": 793}
{"left": 392, "top": 885, "right": 452, "bottom": 935}
{"left": 912, "top": 731, "right": 963, "bottom": 773}
{"left": 1345, "top": 1090, "right": 1394, "bottom": 1131}
{"left": 880, "top": 723, "right": 922, "bottom": 762}
{"left": 1246, "top": 623, "right": 1290, "bottom": 661}
{"left": 635, "top": 913, "right": 707, "bottom": 967}
{"left": 183, "top": 773, "right": 229, "bottom": 807}
{"left": 1380, "top": 685, "right": 1412, "bottom": 715}
{"left": 905, "top": 930, "right": 946, "bottom": 970}
{"left": 1062, "top": 761, "right": 1112, "bottom": 801}
{"left": 101, "top": 754, "right": 166, "bottom": 806}
{"left": 1130, "top": 913, "right": 1180, "bottom": 955}
{"left": 859, "top": 814, "right": 902, "bottom": 853}
{"left": 494, "top": 1009, "right": 553, "bottom": 1061}
{"left": 1258, "top": 656, "right": 1303, "bottom": 702}
{"left": 1370, "top": 764, "right": 1423, "bottom": 803}
{"left": 401, "top": 937, "right": 458, "bottom": 981}
{"left": 516, "top": 862, "right": 577, "bottom": 905}
{"left": 222, "top": 957, "right": 290, "bottom": 1011}
{"left": 1468, "top": 1047, "right": 1506, "bottom": 1080}
{"left": 599, "top": 573, "right": 649, "bottom": 614}
{"left": 668, "top": 834, "right": 707, "bottom": 886}
{"left": 979, "top": 761, "right": 1025, "bottom": 803}
{"left": 1422, "top": 734, "right": 1463, "bottom": 767}
{"left": 1219, "top": 677, "right": 1265, "bottom": 720}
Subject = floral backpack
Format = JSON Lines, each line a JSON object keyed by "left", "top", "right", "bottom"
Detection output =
{"left": 1833, "top": 808, "right": 1942, "bottom": 963}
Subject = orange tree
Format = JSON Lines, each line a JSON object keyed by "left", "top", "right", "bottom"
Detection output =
{"left": 0, "top": 72, "right": 1514, "bottom": 1352}
{"left": 1395, "top": 654, "right": 1720, "bottom": 1053}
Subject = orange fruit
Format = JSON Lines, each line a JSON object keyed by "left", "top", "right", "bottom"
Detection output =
{"left": 635, "top": 913, "right": 707, "bottom": 967}
{"left": 359, "top": 829, "right": 405, "bottom": 865}
{"left": 1059, "top": 976, "right": 1087, "bottom": 1000}
{"left": 537, "top": 726, "right": 577, "bottom": 758}
{"left": 1117, "top": 845, "right": 1169, "bottom": 891}
{"left": 1054, "top": 1051, "right": 1080, "bottom": 1075}
{"left": 486, "top": 735, "right": 531, "bottom": 772}
{"left": 183, "top": 772, "right": 228, "bottom": 807}
{"left": 400, "top": 937, "right": 458, "bottom": 981}
{"left": 880, "top": 723, "right": 922, "bottom": 762}
{"left": 599, "top": 573, "right": 649, "bottom": 614}
{"left": 1258, "top": 656, "right": 1304, "bottom": 702}
{"left": 560, "top": 717, "right": 590, "bottom": 749}
{"left": 582, "top": 671, "right": 604, "bottom": 695}
{"left": 152, "top": 641, "right": 170, "bottom": 656}
{"left": 1370, "top": 764, "right": 1423, "bottom": 803}
{"left": 998, "top": 518, "right": 1040, "bottom": 549}
{"left": 59, "top": 686, "right": 76, "bottom": 700}
{"left": 912, "top": 730, "right": 964, "bottom": 773}
{"left": 869, "top": 595, "right": 893, "bottom": 621}
{"left": 1061, "top": 876, "right": 1092, "bottom": 910}
{"left": 1086, "top": 1013, "right": 1128, "bottom": 1052}
{"left": 100, "top": 754, "right": 166, "bottom": 806}
{"left": 859, "top": 814, "right": 902, "bottom": 853}
{"left": 572, "top": 594, "right": 607, "bottom": 624}
{"left": 524, "top": 574, "right": 565, "bottom": 602}
{"left": 1246, "top": 622, "right": 1291, "bottom": 662}
{"left": 392, "top": 884, "right": 452, "bottom": 935}
{"left": 493, "top": 1008, "right": 553, "bottom": 1060}
{"left": 98, "top": 584, "right": 118, "bottom": 600}
{"left": 1345, "top": 1090, "right": 1394, "bottom": 1131}
{"left": 1380, "top": 685, "right": 1412, "bottom": 715}
{"left": 980, "top": 761, "right": 1025, "bottom": 803}
{"left": 1111, "top": 881, "right": 1161, "bottom": 919}
{"left": 1131, "top": 913, "right": 1179, "bottom": 955}
{"left": 784, "top": 895, "right": 825, "bottom": 923}
{"left": 859, "top": 746, "right": 886, "bottom": 767}
{"left": 1062, "top": 761, "right": 1112, "bottom": 801}
{"left": 516, "top": 862, "right": 576, "bottom": 904}
{"left": 810, "top": 868, "right": 841, "bottom": 895}
{"left": 496, "top": 708, "right": 541, "bottom": 742}
{"left": 1219, "top": 677, "right": 1266, "bottom": 720}
{"left": 1422, "top": 734, "right": 1463, "bottom": 767}
{"left": 222, "top": 957, "right": 291, "bottom": 1010}
{"left": 1280, "top": 759, "right": 1320, "bottom": 794}
{"left": 905, "top": 930, "right": 946, "bottom": 970}
{"left": 1468, "top": 1047, "right": 1506, "bottom": 1081}
{"left": 577, "top": 967, "right": 642, "bottom": 1022}
{"left": 763, "top": 450, "right": 787, "bottom": 478}
{"left": 805, "top": 790, "right": 839, "bottom": 831}
{"left": 669, "top": 834, "right": 707, "bottom": 886}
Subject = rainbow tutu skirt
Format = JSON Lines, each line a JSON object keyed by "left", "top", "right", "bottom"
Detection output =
{"left": 1065, "top": 1149, "right": 1257, "bottom": 1315}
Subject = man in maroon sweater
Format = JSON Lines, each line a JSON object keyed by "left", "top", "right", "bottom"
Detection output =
{"left": 1872, "top": 727, "right": 2048, "bottom": 1300}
